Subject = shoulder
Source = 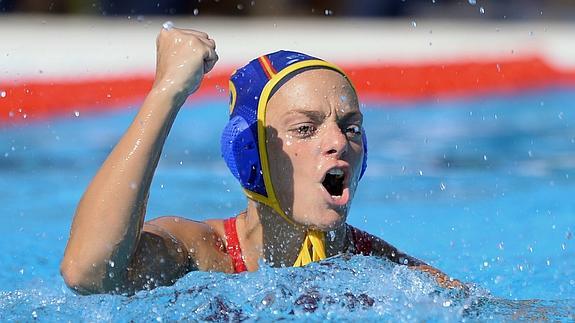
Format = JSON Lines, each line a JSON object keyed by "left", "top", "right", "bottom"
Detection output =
{"left": 346, "top": 224, "right": 374, "bottom": 255}
{"left": 346, "top": 224, "right": 425, "bottom": 266}
{"left": 147, "top": 216, "right": 233, "bottom": 273}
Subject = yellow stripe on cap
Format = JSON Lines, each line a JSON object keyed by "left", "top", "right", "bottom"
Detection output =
{"left": 228, "top": 80, "right": 237, "bottom": 113}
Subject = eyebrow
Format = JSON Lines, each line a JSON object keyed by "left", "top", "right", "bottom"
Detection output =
{"left": 286, "top": 110, "right": 325, "bottom": 123}
{"left": 285, "top": 109, "right": 363, "bottom": 123}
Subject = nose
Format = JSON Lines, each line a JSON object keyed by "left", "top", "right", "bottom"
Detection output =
{"left": 322, "top": 122, "right": 348, "bottom": 158}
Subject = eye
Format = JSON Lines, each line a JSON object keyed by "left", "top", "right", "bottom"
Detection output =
{"left": 345, "top": 125, "right": 362, "bottom": 137}
{"left": 292, "top": 124, "right": 317, "bottom": 138}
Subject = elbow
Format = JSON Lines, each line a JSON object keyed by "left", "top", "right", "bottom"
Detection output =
{"left": 60, "top": 260, "right": 102, "bottom": 295}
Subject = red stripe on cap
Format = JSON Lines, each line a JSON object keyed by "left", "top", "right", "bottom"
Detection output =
{"left": 258, "top": 55, "right": 277, "bottom": 79}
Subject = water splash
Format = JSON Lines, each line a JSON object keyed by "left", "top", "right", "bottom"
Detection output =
{"left": 1, "top": 256, "right": 571, "bottom": 321}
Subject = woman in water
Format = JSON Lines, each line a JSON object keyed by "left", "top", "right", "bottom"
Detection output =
{"left": 61, "top": 25, "right": 463, "bottom": 295}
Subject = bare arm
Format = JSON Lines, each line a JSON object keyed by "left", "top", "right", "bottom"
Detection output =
{"left": 372, "top": 237, "right": 465, "bottom": 289}
{"left": 60, "top": 26, "right": 218, "bottom": 294}
{"left": 349, "top": 226, "right": 465, "bottom": 289}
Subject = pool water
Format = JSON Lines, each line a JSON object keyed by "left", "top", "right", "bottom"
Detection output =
{"left": 0, "top": 88, "right": 574, "bottom": 321}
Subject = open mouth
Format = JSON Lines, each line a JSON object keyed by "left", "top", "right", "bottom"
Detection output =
{"left": 322, "top": 168, "right": 346, "bottom": 197}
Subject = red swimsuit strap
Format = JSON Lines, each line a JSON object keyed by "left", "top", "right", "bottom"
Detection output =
{"left": 224, "top": 217, "right": 248, "bottom": 273}
{"left": 349, "top": 225, "right": 373, "bottom": 256}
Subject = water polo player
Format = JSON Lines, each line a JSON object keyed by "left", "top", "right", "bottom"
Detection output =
{"left": 61, "top": 26, "right": 463, "bottom": 294}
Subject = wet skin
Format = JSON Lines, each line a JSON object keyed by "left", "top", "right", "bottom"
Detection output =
{"left": 60, "top": 27, "right": 465, "bottom": 295}
{"left": 265, "top": 69, "right": 364, "bottom": 231}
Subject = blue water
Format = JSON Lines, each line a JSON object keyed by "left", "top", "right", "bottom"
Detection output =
{"left": 1, "top": 88, "right": 574, "bottom": 321}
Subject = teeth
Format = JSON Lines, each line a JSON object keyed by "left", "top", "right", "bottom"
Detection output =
{"left": 327, "top": 168, "right": 344, "bottom": 177}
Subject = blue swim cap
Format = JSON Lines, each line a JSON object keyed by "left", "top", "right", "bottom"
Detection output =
{"left": 221, "top": 50, "right": 367, "bottom": 218}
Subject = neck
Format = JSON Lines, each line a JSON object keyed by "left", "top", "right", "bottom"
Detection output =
{"left": 237, "top": 200, "right": 348, "bottom": 269}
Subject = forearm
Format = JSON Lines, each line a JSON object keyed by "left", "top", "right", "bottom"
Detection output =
{"left": 370, "top": 238, "right": 465, "bottom": 289}
{"left": 61, "top": 87, "right": 183, "bottom": 291}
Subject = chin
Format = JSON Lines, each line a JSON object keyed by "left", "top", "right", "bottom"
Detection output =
{"left": 307, "top": 208, "right": 348, "bottom": 231}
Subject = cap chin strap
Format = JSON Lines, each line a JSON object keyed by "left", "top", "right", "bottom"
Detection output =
{"left": 293, "top": 229, "right": 326, "bottom": 267}
{"left": 244, "top": 189, "right": 328, "bottom": 267}
{"left": 251, "top": 59, "right": 348, "bottom": 268}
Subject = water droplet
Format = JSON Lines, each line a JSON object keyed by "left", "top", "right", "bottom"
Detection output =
{"left": 483, "top": 155, "right": 488, "bottom": 161}
{"left": 468, "top": 0, "right": 476, "bottom": 5}
{"left": 324, "top": 9, "right": 333, "bottom": 16}
{"left": 162, "top": 21, "right": 174, "bottom": 30}
{"left": 73, "top": 110, "right": 80, "bottom": 117}
{"left": 108, "top": 260, "right": 115, "bottom": 267}
{"left": 440, "top": 182, "right": 446, "bottom": 191}
{"left": 411, "top": 20, "right": 417, "bottom": 28}
{"left": 0, "top": 91, "right": 6, "bottom": 98}
{"left": 237, "top": 3, "right": 244, "bottom": 10}
{"left": 479, "top": 7, "right": 485, "bottom": 14}
{"left": 193, "top": 8, "right": 199, "bottom": 15}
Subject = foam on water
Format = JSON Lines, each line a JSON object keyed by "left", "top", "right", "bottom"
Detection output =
{"left": 1, "top": 256, "right": 573, "bottom": 321}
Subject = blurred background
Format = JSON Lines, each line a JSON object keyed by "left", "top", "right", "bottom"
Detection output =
{"left": 1, "top": 1, "right": 574, "bottom": 319}
{"left": 1, "top": 0, "right": 575, "bottom": 19}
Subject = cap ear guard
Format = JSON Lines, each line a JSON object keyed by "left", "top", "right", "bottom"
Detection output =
{"left": 220, "top": 115, "right": 267, "bottom": 196}
{"left": 360, "top": 130, "right": 368, "bottom": 179}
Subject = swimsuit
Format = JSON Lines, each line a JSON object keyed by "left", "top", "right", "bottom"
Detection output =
{"left": 223, "top": 217, "right": 373, "bottom": 273}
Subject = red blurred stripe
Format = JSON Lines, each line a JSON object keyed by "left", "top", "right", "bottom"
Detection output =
{"left": 1, "top": 56, "right": 574, "bottom": 124}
